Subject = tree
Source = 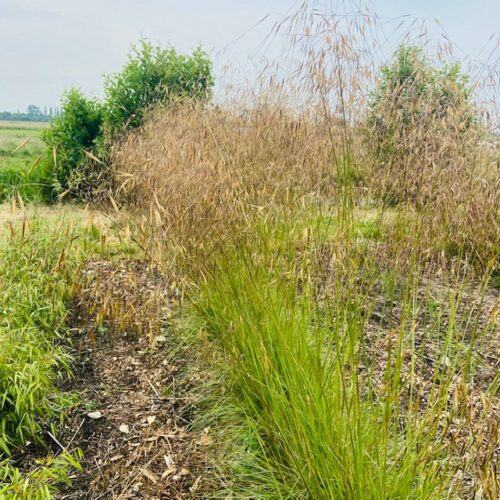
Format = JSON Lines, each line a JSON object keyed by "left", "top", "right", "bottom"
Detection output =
{"left": 42, "top": 40, "right": 214, "bottom": 200}
{"left": 26, "top": 105, "right": 41, "bottom": 116}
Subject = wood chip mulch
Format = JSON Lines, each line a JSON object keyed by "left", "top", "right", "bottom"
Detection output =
{"left": 54, "top": 259, "right": 216, "bottom": 499}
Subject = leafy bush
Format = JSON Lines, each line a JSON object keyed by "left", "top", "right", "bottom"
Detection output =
{"left": 43, "top": 89, "right": 104, "bottom": 197}
{"left": 104, "top": 40, "right": 213, "bottom": 140}
{"left": 367, "top": 46, "right": 476, "bottom": 205}
{"left": 366, "top": 46, "right": 498, "bottom": 268}
{"left": 43, "top": 41, "right": 213, "bottom": 200}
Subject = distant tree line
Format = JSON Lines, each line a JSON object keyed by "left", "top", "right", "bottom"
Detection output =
{"left": 0, "top": 105, "right": 61, "bottom": 122}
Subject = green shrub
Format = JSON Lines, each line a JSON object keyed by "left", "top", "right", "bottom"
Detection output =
{"left": 43, "top": 89, "right": 104, "bottom": 197}
{"left": 367, "top": 46, "right": 476, "bottom": 205}
{"left": 43, "top": 40, "right": 213, "bottom": 200}
{"left": 103, "top": 39, "right": 214, "bottom": 140}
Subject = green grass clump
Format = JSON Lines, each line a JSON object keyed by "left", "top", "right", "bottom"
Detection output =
{"left": 0, "top": 122, "right": 51, "bottom": 203}
{"left": 0, "top": 161, "right": 52, "bottom": 203}
{"left": 192, "top": 211, "right": 495, "bottom": 499}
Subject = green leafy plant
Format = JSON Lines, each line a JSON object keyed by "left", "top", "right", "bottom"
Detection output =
{"left": 43, "top": 89, "right": 104, "bottom": 197}
{"left": 43, "top": 40, "right": 213, "bottom": 200}
{"left": 367, "top": 45, "right": 476, "bottom": 205}
{"left": 0, "top": 451, "right": 83, "bottom": 499}
{"left": 103, "top": 39, "right": 214, "bottom": 140}
{"left": 0, "top": 221, "right": 80, "bottom": 455}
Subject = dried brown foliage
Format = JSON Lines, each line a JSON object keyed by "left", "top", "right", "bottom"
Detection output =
{"left": 109, "top": 3, "right": 498, "bottom": 273}
{"left": 111, "top": 100, "right": 338, "bottom": 261}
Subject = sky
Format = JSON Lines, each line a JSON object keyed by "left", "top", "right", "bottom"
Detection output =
{"left": 0, "top": 0, "right": 498, "bottom": 112}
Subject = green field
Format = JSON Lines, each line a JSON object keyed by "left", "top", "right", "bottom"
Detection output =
{"left": 0, "top": 121, "right": 49, "bottom": 202}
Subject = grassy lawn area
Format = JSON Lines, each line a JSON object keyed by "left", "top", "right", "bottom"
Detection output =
{"left": 0, "top": 121, "right": 50, "bottom": 202}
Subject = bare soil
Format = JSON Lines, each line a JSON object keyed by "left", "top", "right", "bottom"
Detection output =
{"left": 55, "top": 260, "right": 215, "bottom": 499}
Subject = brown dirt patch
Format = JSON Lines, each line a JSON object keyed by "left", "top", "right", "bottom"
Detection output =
{"left": 55, "top": 259, "right": 215, "bottom": 499}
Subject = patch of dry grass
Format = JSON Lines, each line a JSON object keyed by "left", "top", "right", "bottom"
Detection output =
{"left": 111, "top": 100, "right": 341, "bottom": 268}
